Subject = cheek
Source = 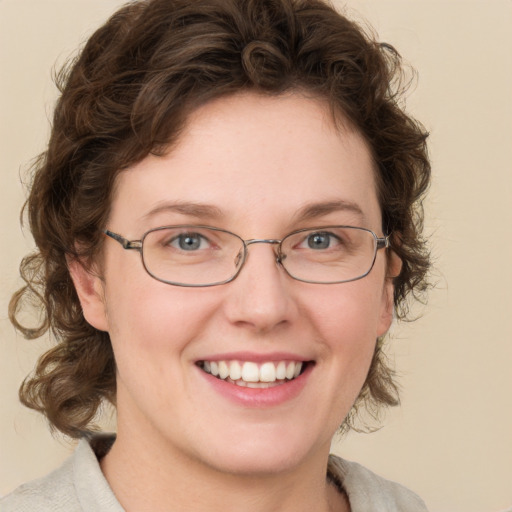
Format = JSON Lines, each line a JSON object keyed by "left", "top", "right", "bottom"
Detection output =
{"left": 307, "top": 276, "right": 387, "bottom": 339}
{"left": 301, "top": 283, "right": 383, "bottom": 428}
{"left": 103, "top": 283, "right": 221, "bottom": 414}
{"left": 306, "top": 277, "right": 387, "bottom": 384}
{"left": 106, "top": 284, "right": 211, "bottom": 349}
{"left": 102, "top": 257, "right": 216, "bottom": 373}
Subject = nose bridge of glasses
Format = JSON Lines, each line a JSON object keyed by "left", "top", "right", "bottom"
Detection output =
{"left": 244, "top": 238, "right": 281, "bottom": 246}
{"left": 243, "top": 239, "right": 283, "bottom": 263}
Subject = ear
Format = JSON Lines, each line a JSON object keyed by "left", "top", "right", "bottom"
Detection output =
{"left": 67, "top": 256, "right": 109, "bottom": 332}
{"left": 377, "top": 250, "right": 402, "bottom": 337}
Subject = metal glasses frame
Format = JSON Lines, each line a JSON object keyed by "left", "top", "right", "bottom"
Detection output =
{"left": 104, "top": 225, "right": 390, "bottom": 287}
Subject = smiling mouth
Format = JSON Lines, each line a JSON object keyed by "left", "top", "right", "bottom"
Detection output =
{"left": 197, "top": 360, "right": 309, "bottom": 388}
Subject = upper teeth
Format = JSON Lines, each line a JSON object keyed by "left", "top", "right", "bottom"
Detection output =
{"left": 202, "top": 360, "right": 303, "bottom": 383}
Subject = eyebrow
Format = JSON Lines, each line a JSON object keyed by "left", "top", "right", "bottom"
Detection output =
{"left": 141, "top": 199, "right": 366, "bottom": 226}
{"left": 293, "top": 199, "right": 367, "bottom": 223}
{"left": 141, "top": 201, "right": 224, "bottom": 221}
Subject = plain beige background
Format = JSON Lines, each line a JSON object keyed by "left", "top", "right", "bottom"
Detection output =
{"left": 1, "top": 1, "right": 511, "bottom": 511}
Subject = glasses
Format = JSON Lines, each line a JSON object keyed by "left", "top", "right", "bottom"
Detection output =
{"left": 104, "top": 225, "right": 390, "bottom": 287}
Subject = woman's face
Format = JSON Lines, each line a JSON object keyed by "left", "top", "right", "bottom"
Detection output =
{"left": 79, "top": 92, "right": 395, "bottom": 475}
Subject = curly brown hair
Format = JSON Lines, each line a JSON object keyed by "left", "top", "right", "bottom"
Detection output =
{"left": 9, "top": 0, "right": 430, "bottom": 438}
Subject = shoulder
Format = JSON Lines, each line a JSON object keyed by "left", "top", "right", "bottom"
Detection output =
{"left": 328, "top": 454, "right": 429, "bottom": 512}
{"left": 1, "top": 435, "right": 122, "bottom": 512}
{"left": 0, "top": 456, "right": 79, "bottom": 512}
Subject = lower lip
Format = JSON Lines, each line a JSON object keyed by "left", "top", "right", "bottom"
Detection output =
{"left": 197, "top": 364, "right": 313, "bottom": 407}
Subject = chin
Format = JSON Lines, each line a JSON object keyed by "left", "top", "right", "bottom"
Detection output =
{"left": 185, "top": 423, "right": 329, "bottom": 477}
{"left": 203, "top": 447, "right": 309, "bottom": 477}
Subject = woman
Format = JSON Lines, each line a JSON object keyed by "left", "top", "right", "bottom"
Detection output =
{"left": 3, "top": 0, "right": 430, "bottom": 510}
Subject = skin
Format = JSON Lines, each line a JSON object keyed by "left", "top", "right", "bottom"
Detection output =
{"left": 70, "top": 92, "right": 397, "bottom": 512}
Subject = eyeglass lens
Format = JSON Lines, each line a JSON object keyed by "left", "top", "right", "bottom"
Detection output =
{"left": 140, "top": 226, "right": 378, "bottom": 286}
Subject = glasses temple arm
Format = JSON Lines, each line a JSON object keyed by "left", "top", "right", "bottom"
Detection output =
{"left": 376, "top": 234, "right": 391, "bottom": 250}
{"left": 104, "top": 230, "right": 142, "bottom": 250}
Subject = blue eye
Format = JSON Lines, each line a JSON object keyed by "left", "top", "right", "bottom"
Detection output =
{"left": 172, "top": 233, "right": 209, "bottom": 251}
{"left": 306, "top": 232, "right": 336, "bottom": 250}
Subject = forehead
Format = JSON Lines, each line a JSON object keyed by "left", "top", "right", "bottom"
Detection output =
{"left": 110, "top": 92, "right": 381, "bottom": 234}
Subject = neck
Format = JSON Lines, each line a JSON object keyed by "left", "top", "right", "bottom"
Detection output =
{"left": 99, "top": 428, "right": 348, "bottom": 512}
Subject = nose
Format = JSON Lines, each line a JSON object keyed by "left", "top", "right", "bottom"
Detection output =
{"left": 223, "top": 241, "right": 298, "bottom": 334}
